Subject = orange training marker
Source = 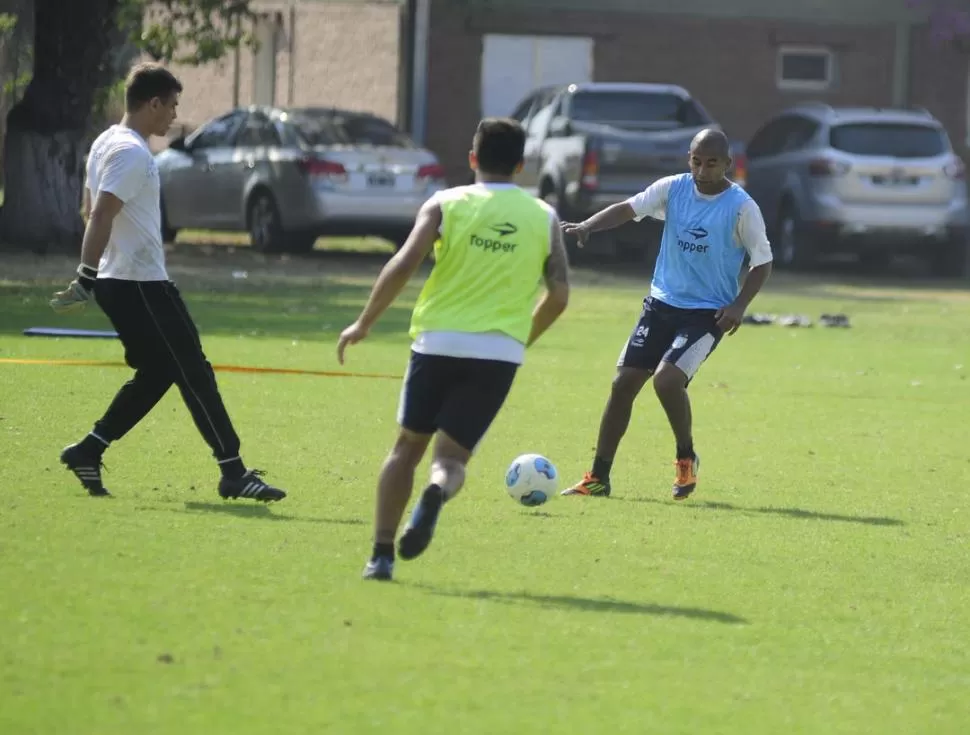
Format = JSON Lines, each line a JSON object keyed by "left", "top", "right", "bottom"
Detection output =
{"left": 0, "top": 358, "right": 401, "bottom": 380}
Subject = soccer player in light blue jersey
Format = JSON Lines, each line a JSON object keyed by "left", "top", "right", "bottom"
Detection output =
{"left": 561, "top": 129, "right": 773, "bottom": 500}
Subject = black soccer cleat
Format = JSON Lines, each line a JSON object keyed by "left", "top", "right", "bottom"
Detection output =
{"left": 398, "top": 487, "right": 444, "bottom": 561}
{"left": 218, "top": 469, "right": 286, "bottom": 503}
{"left": 362, "top": 556, "right": 394, "bottom": 581}
{"left": 60, "top": 444, "right": 110, "bottom": 497}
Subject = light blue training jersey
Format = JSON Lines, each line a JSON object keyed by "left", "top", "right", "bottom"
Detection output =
{"left": 650, "top": 173, "right": 752, "bottom": 310}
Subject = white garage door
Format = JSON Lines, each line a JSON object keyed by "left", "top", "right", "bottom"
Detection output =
{"left": 481, "top": 34, "right": 594, "bottom": 119}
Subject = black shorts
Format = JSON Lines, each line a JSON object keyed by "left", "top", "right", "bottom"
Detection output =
{"left": 397, "top": 351, "right": 518, "bottom": 452}
{"left": 617, "top": 297, "right": 723, "bottom": 379}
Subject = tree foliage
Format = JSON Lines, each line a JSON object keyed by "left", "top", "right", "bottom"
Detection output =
{"left": 0, "top": 0, "right": 258, "bottom": 250}
{"left": 121, "top": 0, "right": 257, "bottom": 66}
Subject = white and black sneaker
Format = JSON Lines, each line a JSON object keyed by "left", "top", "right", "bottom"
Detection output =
{"left": 60, "top": 444, "right": 110, "bottom": 497}
{"left": 218, "top": 469, "right": 286, "bottom": 503}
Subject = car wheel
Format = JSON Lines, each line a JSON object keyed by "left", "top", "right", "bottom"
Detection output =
{"left": 286, "top": 231, "right": 319, "bottom": 254}
{"left": 540, "top": 180, "right": 573, "bottom": 222}
{"left": 385, "top": 228, "right": 412, "bottom": 251}
{"left": 776, "top": 205, "right": 815, "bottom": 270}
{"left": 930, "top": 234, "right": 969, "bottom": 278}
{"left": 858, "top": 250, "right": 892, "bottom": 273}
{"left": 541, "top": 185, "right": 560, "bottom": 212}
{"left": 160, "top": 198, "right": 178, "bottom": 244}
{"left": 248, "top": 192, "right": 285, "bottom": 253}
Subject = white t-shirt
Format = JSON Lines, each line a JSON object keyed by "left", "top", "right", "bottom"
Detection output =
{"left": 86, "top": 125, "right": 167, "bottom": 281}
{"left": 627, "top": 176, "right": 774, "bottom": 268}
{"left": 412, "top": 183, "right": 559, "bottom": 365}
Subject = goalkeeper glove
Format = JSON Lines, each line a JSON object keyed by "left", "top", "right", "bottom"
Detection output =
{"left": 50, "top": 264, "right": 97, "bottom": 314}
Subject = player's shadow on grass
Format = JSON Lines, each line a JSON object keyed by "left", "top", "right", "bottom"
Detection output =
{"left": 173, "top": 501, "right": 365, "bottom": 526}
{"left": 407, "top": 583, "right": 747, "bottom": 625}
{"left": 629, "top": 498, "right": 903, "bottom": 527}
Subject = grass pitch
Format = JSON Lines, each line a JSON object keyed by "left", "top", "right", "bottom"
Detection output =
{"left": 1, "top": 249, "right": 969, "bottom": 734}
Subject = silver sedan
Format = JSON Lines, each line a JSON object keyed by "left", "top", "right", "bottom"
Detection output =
{"left": 155, "top": 105, "right": 448, "bottom": 252}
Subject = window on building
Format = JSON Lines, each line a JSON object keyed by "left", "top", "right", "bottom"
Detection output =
{"left": 777, "top": 46, "right": 834, "bottom": 91}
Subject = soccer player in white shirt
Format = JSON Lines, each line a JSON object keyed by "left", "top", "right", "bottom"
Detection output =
{"left": 51, "top": 63, "right": 286, "bottom": 502}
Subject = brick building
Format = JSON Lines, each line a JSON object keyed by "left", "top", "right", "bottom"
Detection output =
{"left": 158, "top": 0, "right": 406, "bottom": 138}
{"left": 169, "top": 0, "right": 969, "bottom": 185}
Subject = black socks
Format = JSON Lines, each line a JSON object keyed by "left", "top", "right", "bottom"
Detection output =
{"left": 78, "top": 432, "right": 109, "bottom": 458}
{"left": 372, "top": 542, "right": 394, "bottom": 561}
{"left": 218, "top": 457, "right": 246, "bottom": 480}
{"left": 592, "top": 456, "right": 612, "bottom": 482}
{"left": 422, "top": 483, "right": 445, "bottom": 506}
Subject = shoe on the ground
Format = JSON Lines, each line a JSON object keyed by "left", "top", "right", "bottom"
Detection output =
{"left": 218, "top": 469, "right": 286, "bottom": 502}
{"left": 560, "top": 471, "right": 611, "bottom": 497}
{"left": 60, "top": 444, "right": 110, "bottom": 497}
{"left": 673, "top": 455, "right": 700, "bottom": 500}
{"left": 398, "top": 489, "right": 443, "bottom": 560}
{"left": 819, "top": 313, "right": 851, "bottom": 328}
{"left": 362, "top": 556, "right": 394, "bottom": 581}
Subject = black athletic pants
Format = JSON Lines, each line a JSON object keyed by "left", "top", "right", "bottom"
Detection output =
{"left": 92, "top": 279, "right": 241, "bottom": 461}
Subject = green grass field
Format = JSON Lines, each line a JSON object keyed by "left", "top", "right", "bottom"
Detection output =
{"left": 2, "top": 249, "right": 969, "bottom": 734}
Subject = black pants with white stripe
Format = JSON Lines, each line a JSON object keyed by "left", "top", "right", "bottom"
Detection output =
{"left": 92, "top": 279, "right": 241, "bottom": 461}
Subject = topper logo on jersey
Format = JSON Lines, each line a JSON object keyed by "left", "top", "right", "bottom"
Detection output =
{"left": 678, "top": 226, "right": 710, "bottom": 254}
{"left": 469, "top": 222, "right": 519, "bottom": 253}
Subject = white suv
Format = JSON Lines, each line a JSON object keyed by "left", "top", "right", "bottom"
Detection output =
{"left": 744, "top": 104, "right": 969, "bottom": 274}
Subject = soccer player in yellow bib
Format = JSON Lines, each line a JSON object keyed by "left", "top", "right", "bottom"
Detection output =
{"left": 337, "top": 119, "right": 571, "bottom": 581}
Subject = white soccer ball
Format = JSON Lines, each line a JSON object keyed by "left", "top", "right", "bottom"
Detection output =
{"left": 505, "top": 453, "right": 558, "bottom": 506}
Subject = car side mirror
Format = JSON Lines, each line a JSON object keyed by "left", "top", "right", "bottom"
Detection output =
{"left": 548, "top": 116, "right": 572, "bottom": 137}
{"left": 168, "top": 136, "right": 187, "bottom": 152}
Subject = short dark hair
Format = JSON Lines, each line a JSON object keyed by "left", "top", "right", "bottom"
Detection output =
{"left": 125, "top": 63, "right": 182, "bottom": 112}
{"left": 690, "top": 128, "right": 731, "bottom": 159}
{"left": 473, "top": 118, "right": 525, "bottom": 176}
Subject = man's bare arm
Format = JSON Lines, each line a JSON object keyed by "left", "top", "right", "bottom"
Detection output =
{"left": 81, "top": 191, "right": 124, "bottom": 269}
{"left": 714, "top": 202, "right": 774, "bottom": 335}
{"left": 82, "top": 184, "right": 92, "bottom": 222}
{"left": 578, "top": 202, "right": 638, "bottom": 234}
{"left": 527, "top": 220, "right": 570, "bottom": 347}
{"left": 561, "top": 202, "right": 637, "bottom": 248}
{"left": 50, "top": 190, "right": 123, "bottom": 313}
{"left": 356, "top": 200, "right": 439, "bottom": 331}
{"left": 337, "top": 199, "right": 440, "bottom": 363}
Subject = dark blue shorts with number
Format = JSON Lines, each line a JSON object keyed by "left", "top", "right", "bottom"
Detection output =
{"left": 617, "top": 297, "right": 723, "bottom": 380}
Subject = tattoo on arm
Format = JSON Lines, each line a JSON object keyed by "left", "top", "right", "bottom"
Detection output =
{"left": 544, "top": 223, "right": 570, "bottom": 288}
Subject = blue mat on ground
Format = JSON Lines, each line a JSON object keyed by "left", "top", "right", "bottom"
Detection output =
{"left": 23, "top": 327, "right": 119, "bottom": 339}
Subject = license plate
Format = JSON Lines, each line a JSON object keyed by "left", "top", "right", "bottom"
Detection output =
{"left": 367, "top": 171, "right": 395, "bottom": 187}
{"left": 871, "top": 174, "right": 918, "bottom": 186}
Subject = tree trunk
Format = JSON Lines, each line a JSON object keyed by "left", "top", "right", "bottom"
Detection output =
{"left": 0, "top": 0, "right": 121, "bottom": 252}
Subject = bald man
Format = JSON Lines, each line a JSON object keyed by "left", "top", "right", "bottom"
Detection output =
{"left": 561, "top": 128, "right": 773, "bottom": 500}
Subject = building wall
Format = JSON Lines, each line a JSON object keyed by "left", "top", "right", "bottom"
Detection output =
{"left": 909, "top": 27, "right": 968, "bottom": 149}
{"left": 426, "top": 2, "right": 968, "bottom": 185}
{"left": 155, "top": 0, "right": 969, "bottom": 182}
{"left": 456, "top": 0, "right": 917, "bottom": 24}
{"left": 159, "top": 1, "right": 402, "bottom": 131}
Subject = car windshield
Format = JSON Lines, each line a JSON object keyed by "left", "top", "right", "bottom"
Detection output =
{"left": 291, "top": 112, "right": 415, "bottom": 148}
{"left": 569, "top": 91, "right": 711, "bottom": 128}
{"left": 829, "top": 123, "right": 947, "bottom": 158}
